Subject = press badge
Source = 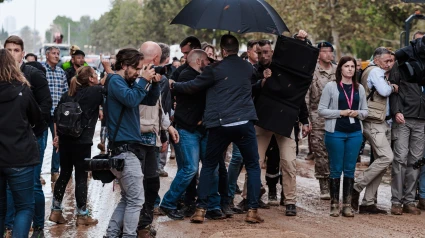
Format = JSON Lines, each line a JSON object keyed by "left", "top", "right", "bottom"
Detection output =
{"left": 349, "top": 117, "right": 355, "bottom": 124}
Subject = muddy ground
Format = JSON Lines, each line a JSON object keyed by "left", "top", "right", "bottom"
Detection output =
{"left": 35, "top": 123, "right": 425, "bottom": 238}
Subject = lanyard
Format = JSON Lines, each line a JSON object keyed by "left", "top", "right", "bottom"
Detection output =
{"left": 340, "top": 82, "right": 354, "bottom": 109}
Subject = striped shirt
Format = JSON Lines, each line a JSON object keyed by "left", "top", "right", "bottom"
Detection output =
{"left": 42, "top": 62, "right": 68, "bottom": 116}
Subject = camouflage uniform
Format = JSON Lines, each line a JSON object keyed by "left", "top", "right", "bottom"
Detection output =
{"left": 306, "top": 63, "right": 337, "bottom": 179}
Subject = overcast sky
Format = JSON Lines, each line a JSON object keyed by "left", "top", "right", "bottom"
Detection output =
{"left": 0, "top": 0, "right": 111, "bottom": 39}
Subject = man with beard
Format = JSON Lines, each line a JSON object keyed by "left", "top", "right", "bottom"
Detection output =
{"left": 65, "top": 50, "right": 86, "bottom": 86}
{"left": 105, "top": 48, "right": 164, "bottom": 237}
{"left": 306, "top": 42, "right": 337, "bottom": 200}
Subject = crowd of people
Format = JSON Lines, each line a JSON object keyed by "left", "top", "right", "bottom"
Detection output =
{"left": 1, "top": 28, "right": 425, "bottom": 238}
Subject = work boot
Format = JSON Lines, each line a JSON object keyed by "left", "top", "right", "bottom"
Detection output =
{"left": 359, "top": 204, "right": 387, "bottom": 214}
{"left": 285, "top": 204, "right": 297, "bottom": 216}
{"left": 40, "top": 176, "right": 46, "bottom": 185}
{"left": 258, "top": 199, "right": 270, "bottom": 209}
{"left": 221, "top": 201, "right": 235, "bottom": 218}
{"left": 158, "top": 169, "right": 168, "bottom": 177}
{"left": 137, "top": 225, "right": 156, "bottom": 238}
{"left": 391, "top": 204, "right": 403, "bottom": 215}
{"left": 319, "top": 178, "right": 330, "bottom": 200}
{"left": 268, "top": 185, "right": 279, "bottom": 206}
{"left": 417, "top": 198, "right": 425, "bottom": 210}
{"left": 159, "top": 206, "right": 184, "bottom": 220}
{"left": 341, "top": 177, "right": 354, "bottom": 217}
{"left": 403, "top": 203, "right": 421, "bottom": 215}
{"left": 49, "top": 210, "right": 67, "bottom": 224}
{"left": 30, "top": 227, "right": 45, "bottom": 238}
{"left": 153, "top": 206, "right": 165, "bottom": 216}
{"left": 305, "top": 152, "right": 314, "bottom": 160}
{"left": 190, "top": 208, "right": 206, "bottom": 223}
{"left": 97, "top": 142, "right": 105, "bottom": 152}
{"left": 329, "top": 178, "right": 340, "bottom": 217}
{"left": 51, "top": 173, "right": 59, "bottom": 183}
{"left": 76, "top": 214, "right": 98, "bottom": 226}
{"left": 180, "top": 204, "right": 196, "bottom": 217}
{"left": 245, "top": 209, "right": 264, "bottom": 223}
{"left": 234, "top": 199, "right": 248, "bottom": 213}
{"left": 205, "top": 209, "right": 226, "bottom": 220}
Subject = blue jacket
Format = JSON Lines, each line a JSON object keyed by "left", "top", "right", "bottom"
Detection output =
{"left": 107, "top": 74, "right": 160, "bottom": 144}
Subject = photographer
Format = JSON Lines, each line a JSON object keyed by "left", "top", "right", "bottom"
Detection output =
{"left": 49, "top": 66, "right": 103, "bottom": 226}
{"left": 104, "top": 48, "right": 162, "bottom": 238}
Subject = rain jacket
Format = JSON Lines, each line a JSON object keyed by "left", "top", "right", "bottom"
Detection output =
{"left": 0, "top": 80, "right": 42, "bottom": 168}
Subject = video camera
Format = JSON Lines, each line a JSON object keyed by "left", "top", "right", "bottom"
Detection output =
{"left": 84, "top": 154, "right": 125, "bottom": 172}
{"left": 413, "top": 158, "right": 425, "bottom": 170}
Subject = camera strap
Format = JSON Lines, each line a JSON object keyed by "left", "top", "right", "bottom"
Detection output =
{"left": 108, "top": 107, "right": 126, "bottom": 152}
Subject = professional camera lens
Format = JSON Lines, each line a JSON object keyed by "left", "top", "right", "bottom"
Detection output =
{"left": 84, "top": 158, "right": 111, "bottom": 171}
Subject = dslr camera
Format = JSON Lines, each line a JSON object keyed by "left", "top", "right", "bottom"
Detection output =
{"left": 413, "top": 158, "right": 425, "bottom": 170}
{"left": 150, "top": 64, "right": 173, "bottom": 76}
{"left": 84, "top": 154, "right": 125, "bottom": 172}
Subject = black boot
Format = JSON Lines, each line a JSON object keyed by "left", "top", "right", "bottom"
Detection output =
{"left": 268, "top": 185, "right": 278, "bottom": 206}
{"left": 329, "top": 178, "right": 340, "bottom": 217}
{"left": 342, "top": 177, "right": 354, "bottom": 217}
{"left": 221, "top": 199, "right": 235, "bottom": 218}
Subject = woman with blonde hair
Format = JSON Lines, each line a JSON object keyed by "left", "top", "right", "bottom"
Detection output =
{"left": 48, "top": 66, "right": 103, "bottom": 226}
{"left": 0, "top": 49, "right": 42, "bottom": 237}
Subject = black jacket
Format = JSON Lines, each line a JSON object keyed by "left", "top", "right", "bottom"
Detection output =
{"left": 65, "top": 65, "right": 77, "bottom": 87}
{"left": 54, "top": 86, "right": 104, "bottom": 145}
{"left": 389, "top": 61, "right": 425, "bottom": 120}
{"left": 21, "top": 63, "right": 52, "bottom": 136}
{"left": 0, "top": 81, "right": 41, "bottom": 168}
{"left": 174, "top": 66, "right": 206, "bottom": 132}
{"left": 172, "top": 55, "right": 258, "bottom": 128}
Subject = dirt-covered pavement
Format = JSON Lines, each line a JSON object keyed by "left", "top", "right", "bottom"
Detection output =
{"left": 37, "top": 123, "right": 425, "bottom": 238}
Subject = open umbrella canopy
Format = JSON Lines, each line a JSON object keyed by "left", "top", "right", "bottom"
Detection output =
{"left": 171, "top": 0, "right": 289, "bottom": 35}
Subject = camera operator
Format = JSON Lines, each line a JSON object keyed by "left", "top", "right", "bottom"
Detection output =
{"left": 389, "top": 36, "right": 425, "bottom": 215}
{"left": 136, "top": 41, "right": 179, "bottom": 237}
{"left": 49, "top": 66, "right": 103, "bottom": 226}
{"left": 105, "top": 48, "right": 161, "bottom": 238}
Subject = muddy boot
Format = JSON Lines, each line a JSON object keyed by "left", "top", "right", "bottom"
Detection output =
{"left": 190, "top": 207, "right": 206, "bottom": 223}
{"left": 268, "top": 185, "right": 279, "bottom": 206}
{"left": 137, "top": 225, "right": 156, "bottom": 238}
{"left": 351, "top": 187, "right": 360, "bottom": 212}
{"left": 417, "top": 198, "right": 425, "bottom": 210}
{"left": 245, "top": 209, "right": 264, "bottom": 223}
{"left": 49, "top": 210, "right": 67, "bottom": 224}
{"left": 403, "top": 203, "right": 421, "bottom": 215}
{"left": 234, "top": 199, "right": 248, "bottom": 214}
{"left": 76, "top": 214, "right": 98, "bottom": 226}
{"left": 341, "top": 177, "right": 354, "bottom": 217}
{"left": 221, "top": 200, "right": 235, "bottom": 218}
{"left": 329, "top": 178, "right": 340, "bottom": 217}
{"left": 319, "top": 178, "right": 330, "bottom": 200}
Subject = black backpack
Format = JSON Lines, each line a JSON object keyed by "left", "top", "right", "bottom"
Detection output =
{"left": 56, "top": 91, "right": 86, "bottom": 137}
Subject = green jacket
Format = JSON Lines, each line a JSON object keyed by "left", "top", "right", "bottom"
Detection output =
{"left": 61, "top": 61, "right": 88, "bottom": 71}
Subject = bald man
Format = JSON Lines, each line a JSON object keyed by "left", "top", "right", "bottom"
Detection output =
{"left": 160, "top": 49, "right": 229, "bottom": 220}
{"left": 136, "top": 41, "right": 179, "bottom": 236}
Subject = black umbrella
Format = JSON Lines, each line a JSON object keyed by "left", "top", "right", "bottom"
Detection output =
{"left": 171, "top": 0, "right": 289, "bottom": 35}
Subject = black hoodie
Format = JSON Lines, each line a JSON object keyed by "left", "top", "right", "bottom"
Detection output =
{"left": 0, "top": 80, "right": 42, "bottom": 168}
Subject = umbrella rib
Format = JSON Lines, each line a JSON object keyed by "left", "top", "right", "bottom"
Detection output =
{"left": 256, "top": 0, "right": 283, "bottom": 34}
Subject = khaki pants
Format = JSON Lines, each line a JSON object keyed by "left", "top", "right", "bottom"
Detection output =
{"left": 354, "top": 121, "right": 393, "bottom": 205}
{"left": 242, "top": 125, "right": 297, "bottom": 205}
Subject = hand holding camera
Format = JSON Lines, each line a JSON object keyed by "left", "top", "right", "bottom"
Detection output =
{"left": 140, "top": 64, "right": 156, "bottom": 81}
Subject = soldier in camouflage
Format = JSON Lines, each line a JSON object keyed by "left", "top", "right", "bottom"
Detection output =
{"left": 305, "top": 42, "right": 337, "bottom": 200}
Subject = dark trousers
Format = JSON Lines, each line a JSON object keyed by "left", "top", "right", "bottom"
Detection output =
{"left": 197, "top": 121, "right": 261, "bottom": 209}
{"left": 265, "top": 135, "right": 281, "bottom": 188}
{"left": 54, "top": 143, "right": 91, "bottom": 210}
{"left": 137, "top": 145, "right": 160, "bottom": 230}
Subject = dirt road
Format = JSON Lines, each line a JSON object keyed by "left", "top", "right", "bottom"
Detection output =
{"left": 36, "top": 124, "right": 425, "bottom": 238}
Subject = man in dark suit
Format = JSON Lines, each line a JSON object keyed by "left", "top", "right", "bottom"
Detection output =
{"left": 170, "top": 35, "right": 263, "bottom": 224}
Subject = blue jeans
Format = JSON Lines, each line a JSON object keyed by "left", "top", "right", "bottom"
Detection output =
{"left": 49, "top": 121, "right": 60, "bottom": 173}
{"left": 227, "top": 144, "right": 243, "bottom": 199}
{"left": 5, "top": 130, "right": 47, "bottom": 229}
{"left": 197, "top": 121, "right": 261, "bottom": 209}
{"left": 325, "top": 130, "right": 363, "bottom": 179}
{"left": 420, "top": 166, "right": 425, "bottom": 199}
{"left": 161, "top": 128, "right": 220, "bottom": 211}
{"left": 0, "top": 166, "right": 35, "bottom": 237}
